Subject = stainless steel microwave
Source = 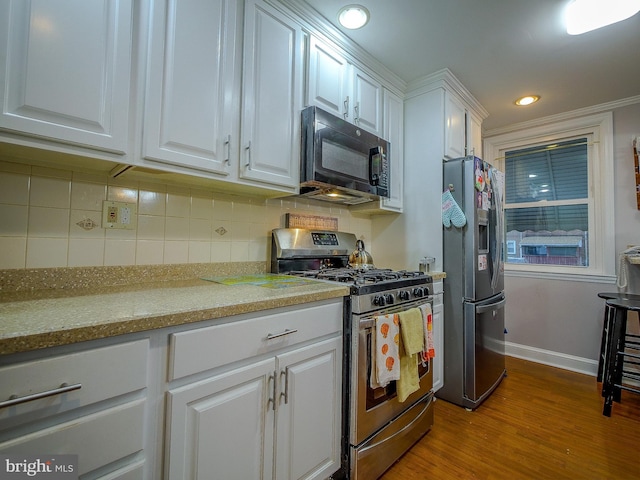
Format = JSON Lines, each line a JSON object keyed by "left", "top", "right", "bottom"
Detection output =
{"left": 300, "top": 106, "right": 390, "bottom": 205}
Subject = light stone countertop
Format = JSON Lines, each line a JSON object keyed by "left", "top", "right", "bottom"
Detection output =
{"left": 0, "top": 277, "right": 349, "bottom": 356}
{"left": 0, "top": 264, "right": 444, "bottom": 357}
{"left": 430, "top": 272, "right": 446, "bottom": 281}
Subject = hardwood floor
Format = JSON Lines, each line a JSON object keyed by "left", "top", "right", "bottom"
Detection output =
{"left": 380, "top": 356, "right": 640, "bottom": 480}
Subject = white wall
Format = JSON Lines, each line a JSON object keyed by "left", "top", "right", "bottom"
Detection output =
{"left": 492, "top": 101, "right": 640, "bottom": 374}
{"left": 371, "top": 88, "right": 445, "bottom": 272}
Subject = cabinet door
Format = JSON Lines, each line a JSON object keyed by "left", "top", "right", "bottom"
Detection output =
{"left": 381, "top": 89, "right": 404, "bottom": 212}
{"left": 166, "top": 358, "right": 276, "bottom": 480}
{"left": 352, "top": 66, "right": 382, "bottom": 136}
{"left": 239, "top": 0, "right": 303, "bottom": 190}
{"left": 432, "top": 299, "right": 444, "bottom": 392}
{"left": 142, "top": 0, "right": 240, "bottom": 175}
{"left": 307, "top": 36, "right": 349, "bottom": 119}
{"left": 275, "top": 337, "right": 342, "bottom": 480}
{"left": 444, "top": 91, "right": 466, "bottom": 160}
{"left": 0, "top": 0, "right": 133, "bottom": 153}
{"left": 467, "top": 110, "right": 482, "bottom": 158}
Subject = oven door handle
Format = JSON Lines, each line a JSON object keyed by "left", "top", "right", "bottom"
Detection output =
{"left": 359, "top": 298, "right": 434, "bottom": 329}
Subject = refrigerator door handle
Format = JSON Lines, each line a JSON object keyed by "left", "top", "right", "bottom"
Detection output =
{"left": 490, "top": 167, "right": 504, "bottom": 290}
{"left": 476, "top": 297, "right": 506, "bottom": 314}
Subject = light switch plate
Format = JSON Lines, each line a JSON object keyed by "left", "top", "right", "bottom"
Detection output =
{"left": 102, "top": 200, "right": 137, "bottom": 230}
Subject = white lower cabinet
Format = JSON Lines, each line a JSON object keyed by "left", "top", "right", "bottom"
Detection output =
{"left": 432, "top": 280, "right": 444, "bottom": 392}
{"left": 274, "top": 338, "right": 342, "bottom": 480}
{"left": 0, "top": 300, "right": 343, "bottom": 480}
{"left": 0, "top": 339, "right": 149, "bottom": 478}
{"left": 167, "top": 358, "right": 277, "bottom": 479}
{"left": 166, "top": 300, "right": 343, "bottom": 480}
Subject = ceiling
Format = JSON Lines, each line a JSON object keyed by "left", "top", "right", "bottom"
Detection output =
{"left": 301, "top": 0, "right": 640, "bottom": 132}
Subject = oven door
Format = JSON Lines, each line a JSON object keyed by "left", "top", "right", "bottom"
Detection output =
{"left": 351, "top": 299, "right": 434, "bottom": 446}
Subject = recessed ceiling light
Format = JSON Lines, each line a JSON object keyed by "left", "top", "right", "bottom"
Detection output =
{"left": 515, "top": 95, "right": 540, "bottom": 106}
{"left": 338, "top": 5, "right": 370, "bottom": 29}
{"left": 565, "top": 0, "right": 640, "bottom": 35}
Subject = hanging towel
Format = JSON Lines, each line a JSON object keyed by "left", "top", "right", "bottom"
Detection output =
{"left": 419, "top": 304, "right": 436, "bottom": 362}
{"left": 397, "top": 308, "right": 424, "bottom": 402}
{"left": 372, "top": 314, "right": 400, "bottom": 388}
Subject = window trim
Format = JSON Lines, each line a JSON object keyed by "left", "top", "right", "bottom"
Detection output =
{"left": 484, "top": 112, "right": 615, "bottom": 280}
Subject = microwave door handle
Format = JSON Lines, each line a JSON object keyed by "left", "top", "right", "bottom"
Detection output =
{"left": 369, "top": 147, "right": 380, "bottom": 186}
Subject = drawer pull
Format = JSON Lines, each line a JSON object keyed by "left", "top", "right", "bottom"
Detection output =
{"left": 266, "top": 329, "right": 298, "bottom": 340}
{"left": 0, "top": 383, "right": 82, "bottom": 409}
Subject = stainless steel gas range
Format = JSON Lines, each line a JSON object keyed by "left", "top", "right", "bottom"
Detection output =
{"left": 271, "top": 228, "right": 435, "bottom": 480}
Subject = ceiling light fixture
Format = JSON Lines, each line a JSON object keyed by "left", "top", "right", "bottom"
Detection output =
{"left": 565, "top": 0, "right": 640, "bottom": 35}
{"left": 515, "top": 95, "right": 540, "bottom": 106}
{"left": 338, "top": 5, "right": 370, "bottom": 29}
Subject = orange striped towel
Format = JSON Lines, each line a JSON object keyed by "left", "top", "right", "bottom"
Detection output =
{"left": 420, "top": 304, "right": 435, "bottom": 362}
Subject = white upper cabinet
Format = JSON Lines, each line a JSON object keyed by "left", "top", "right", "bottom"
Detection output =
{"left": 467, "top": 110, "right": 483, "bottom": 158}
{"left": 142, "top": 0, "right": 301, "bottom": 192}
{"left": 238, "top": 0, "right": 303, "bottom": 190}
{"left": 307, "top": 36, "right": 349, "bottom": 119}
{"left": 352, "top": 66, "right": 383, "bottom": 136}
{"left": 0, "top": 0, "right": 133, "bottom": 154}
{"left": 142, "top": 0, "right": 241, "bottom": 176}
{"left": 381, "top": 89, "right": 404, "bottom": 212}
{"left": 444, "top": 88, "right": 485, "bottom": 160}
{"left": 444, "top": 90, "right": 466, "bottom": 160}
{"left": 307, "top": 36, "right": 382, "bottom": 136}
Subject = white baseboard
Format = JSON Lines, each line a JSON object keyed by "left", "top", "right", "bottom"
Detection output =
{"left": 505, "top": 341, "right": 598, "bottom": 376}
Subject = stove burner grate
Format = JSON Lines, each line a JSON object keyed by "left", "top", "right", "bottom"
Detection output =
{"left": 287, "top": 267, "right": 428, "bottom": 285}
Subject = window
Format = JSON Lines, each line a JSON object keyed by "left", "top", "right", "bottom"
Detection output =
{"left": 484, "top": 112, "right": 615, "bottom": 280}
{"left": 504, "top": 138, "right": 589, "bottom": 267}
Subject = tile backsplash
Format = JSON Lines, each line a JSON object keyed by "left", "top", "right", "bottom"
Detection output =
{"left": 0, "top": 161, "right": 372, "bottom": 270}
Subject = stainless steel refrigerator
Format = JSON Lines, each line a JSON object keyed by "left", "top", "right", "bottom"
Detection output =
{"left": 438, "top": 155, "right": 506, "bottom": 409}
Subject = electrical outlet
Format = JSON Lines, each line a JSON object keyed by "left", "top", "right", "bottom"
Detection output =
{"left": 102, "top": 201, "right": 137, "bottom": 230}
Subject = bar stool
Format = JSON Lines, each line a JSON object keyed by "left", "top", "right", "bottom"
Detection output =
{"left": 596, "top": 292, "right": 640, "bottom": 384}
{"left": 602, "top": 298, "right": 640, "bottom": 416}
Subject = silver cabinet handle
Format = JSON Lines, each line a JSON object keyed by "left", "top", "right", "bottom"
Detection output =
{"left": 0, "top": 383, "right": 82, "bottom": 409}
{"left": 354, "top": 102, "right": 360, "bottom": 125}
{"left": 224, "top": 134, "right": 231, "bottom": 165}
{"left": 280, "top": 367, "right": 290, "bottom": 405}
{"left": 343, "top": 96, "right": 349, "bottom": 119}
{"left": 266, "top": 329, "right": 298, "bottom": 340}
{"left": 267, "top": 372, "right": 276, "bottom": 411}
{"left": 244, "top": 140, "right": 251, "bottom": 168}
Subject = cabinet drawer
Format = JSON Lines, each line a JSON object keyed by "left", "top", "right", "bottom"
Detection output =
{"left": 0, "top": 339, "right": 148, "bottom": 429}
{"left": 169, "top": 301, "right": 342, "bottom": 380}
{"left": 0, "top": 400, "right": 145, "bottom": 477}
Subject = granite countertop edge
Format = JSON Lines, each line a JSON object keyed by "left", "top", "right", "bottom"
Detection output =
{"left": 0, "top": 283, "right": 349, "bottom": 356}
{"left": 0, "top": 263, "right": 351, "bottom": 356}
{"left": 0, "top": 264, "right": 445, "bottom": 357}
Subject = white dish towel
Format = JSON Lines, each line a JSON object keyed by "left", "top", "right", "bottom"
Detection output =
{"left": 371, "top": 313, "right": 400, "bottom": 388}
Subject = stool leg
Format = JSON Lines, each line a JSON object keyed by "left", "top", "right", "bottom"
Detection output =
{"left": 598, "top": 304, "right": 612, "bottom": 384}
{"left": 613, "top": 312, "right": 629, "bottom": 403}
{"left": 603, "top": 306, "right": 626, "bottom": 416}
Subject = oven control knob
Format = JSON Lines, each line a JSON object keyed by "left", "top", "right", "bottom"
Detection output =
{"left": 373, "top": 295, "right": 385, "bottom": 306}
{"left": 413, "top": 287, "right": 425, "bottom": 298}
{"left": 385, "top": 294, "right": 395, "bottom": 305}
{"left": 399, "top": 290, "right": 410, "bottom": 301}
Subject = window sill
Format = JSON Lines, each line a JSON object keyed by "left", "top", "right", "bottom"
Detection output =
{"left": 505, "top": 269, "right": 617, "bottom": 284}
